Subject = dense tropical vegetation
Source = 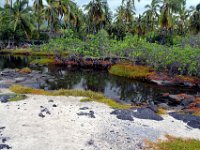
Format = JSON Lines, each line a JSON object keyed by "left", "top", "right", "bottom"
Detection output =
{"left": 0, "top": 0, "right": 200, "bottom": 77}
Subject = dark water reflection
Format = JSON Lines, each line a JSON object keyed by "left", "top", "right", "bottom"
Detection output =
{"left": 0, "top": 55, "right": 199, "bottom": 105}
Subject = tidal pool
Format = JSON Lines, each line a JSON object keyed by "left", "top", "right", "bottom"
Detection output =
{"left": 0, "top": 55, "right": 199, "bottom": 105}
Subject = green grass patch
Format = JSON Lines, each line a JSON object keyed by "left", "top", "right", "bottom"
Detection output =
{"left": 9, "top": 94, "right": 27, "bottom": 102}
{"left": 151, "top": 135, "right": 200, "bottom": 150}
{"left": 10, "top": 85, "right": 131, "bottom": 109}
{"left": 30, "top": 58, "right": 54, "bottom": 65}
{"left": 0, "top": 49, "right": 68, "bottom": 56}
{"left": 109, "top": 64, "right": 154, "bottom": 79}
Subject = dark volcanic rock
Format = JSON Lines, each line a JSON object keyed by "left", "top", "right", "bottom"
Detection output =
{"left": 147, "top": 104, "right": 158, "bottom": 113}
{"left": 79, "top": 107, "right": 89, "bottom": 110}
{"left": 110, "top": 110, "right": 134, "bottom": 121}
{"left": 180, "top": 99, "right": 194, "bottom": 107}
{"left": 0, "top": 127, "right": 5, "bottom": 130}
{"left": 39, "top": 107, "right": 51, "bottom": 118}
{"left": 0, "top": 144, "right": 11, "bottom": 149}
{"left": 133, "top": 108, "right": 163, "bottom": 121}
{"left": 87, "top": 139, "right": 94, "bottom": 145}
{"left": 170, "top": 112, "right": 200, "bottom": 129}
{"left": 111, "top": 108, "right": 163, "bottom": 121}
{"left": 52, "top": 104, "right": 57, "bottom": 107}
{"left": 0, "top": 95, "right": 15, "bottom": 103}
{"left": 157, "top": 103, "right": 169, "bottom": 109}
{"left": 196, "top": 104, "right": 200, "bottom": 108}
{"left": 77, "top": 111, "right": 95, "bottom": 118}
{"left": 41, "top": 108, "right": 51, "bottom": 115}
{"left": 38, "top": 112, "right": 45, "bottom": 118}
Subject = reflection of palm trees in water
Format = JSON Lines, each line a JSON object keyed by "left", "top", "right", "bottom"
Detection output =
{"left": 107, "top": 76, "right": 161, "bottom": 104}
{"left": 0, "top": 55, "right": 29, "bottom": 69}
{"left": 47, "top": 68, "right": 83, "bottom": 90}
{"left": 83, "top": 71, "right": 109, "bottom": 92}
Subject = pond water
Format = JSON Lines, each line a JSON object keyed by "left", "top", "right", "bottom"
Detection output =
{"left": 0, "top": 55, "right": 199, "bottom": 105}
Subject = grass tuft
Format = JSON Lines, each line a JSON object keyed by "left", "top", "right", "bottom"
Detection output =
{"left": 16, "top": 67, "right": 32, "bottom": 74}
{"left": 30, "top": 58, "right": 54, "bottom": 65}
{"left": 109, "top": 64, "right": 154, "bottom": 79}
{"left": 157, "top": 108, "right": 167, "bottom": 115}
{"left": 10, "top": 85, "right": 131, "bottom": 109}
{"left": 154, "top": 135, "right": 200, "bottom": 150}
{"left": 9, "top": 94, "right": 27, "bottom": 102}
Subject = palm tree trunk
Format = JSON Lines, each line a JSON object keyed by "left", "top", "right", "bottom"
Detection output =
{"left": 7, "top": 0, "right": 13, "bottom": 49}
{"left": 50, "top": 10, "right": 53, "bottom": 36}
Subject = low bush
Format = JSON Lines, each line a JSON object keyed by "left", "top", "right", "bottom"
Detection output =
{"left": 109, "top": 64, "right": 153, "bottom": 79}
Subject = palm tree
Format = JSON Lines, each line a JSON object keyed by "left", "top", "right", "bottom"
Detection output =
{"left": 115, "top": 4, "right": 134, "bottom": 28}
{"left": 159, "top": 0, "right": 186, "bottom": 29}
{"left": 143, "top": 0, "right": 160, "bottom": 31}
{"left": 55, "top": 0, "right": 73, "bottom": 24}
{"left": 190, "top": 3, "right": 200, "bottom": 34}
{"left": 11, "top": 0, "right": 35, "bottom": 40}
{"left": 176, "top": 2, "right": 190, "bottom": 35}
{"left": 44, "top": 0, "right": 59, "bottom": 34}
{"left": 33, "top": 0, "right": 44, "bottom": 33}
{"left": 122, "top": 0, "right": 140, "bottom": 10}
{"left": 84, "top": 0, "right": 109, "bottom": 34}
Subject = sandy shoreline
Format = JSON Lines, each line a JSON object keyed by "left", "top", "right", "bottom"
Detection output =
{"left": 0, "top": 89, "right": 200, "bottom": 150}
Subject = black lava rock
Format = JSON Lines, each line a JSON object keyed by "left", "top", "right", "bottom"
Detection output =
{"left": 48, "top": 100, "right": 54, "bottom": 103}
{"left": 79, "top": 107, "right": 89, "bottom": 110}
{"left": 77, "top": 111, "right": 95, "bottom": 118}
{"left": 0, "top": 127, "right": 5, "bottom": 130}
{"left": 180, "top": 99, "right": 194, "bottom": 107}
{"left": 0, "top": 95, "right": 15, "bottom": 103}
{"left": 110, "top": 110, "right": 134, "bottom": 121}
{"left": 195, "top": 104, "right": 200, "bottom": 108}
{"left": 111, "top": 108, "right": 163, "bottom": 121}
{"left": 132, "top": 108, "right": 163, "bottom": 121}
{"left": 38, "top": 113, "right": 45, "bottom": 118}
{"left": 170, "top": 112, "right": 200, "bottom": 129}
{"left": 41, "top": 108, "right": 51, "bottom": 115}
{"left": 0, "top": 144, "right": 11, "bottom": 149}
{"left": 147, "top": 104, "right": 158, "bottom": 113}
{"left": 52, "top": 104, "right": 57, "bottom": 107}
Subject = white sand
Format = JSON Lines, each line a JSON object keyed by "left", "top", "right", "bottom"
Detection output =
{"left": 0, "top": 89, "right": 200, "bottom": 150}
